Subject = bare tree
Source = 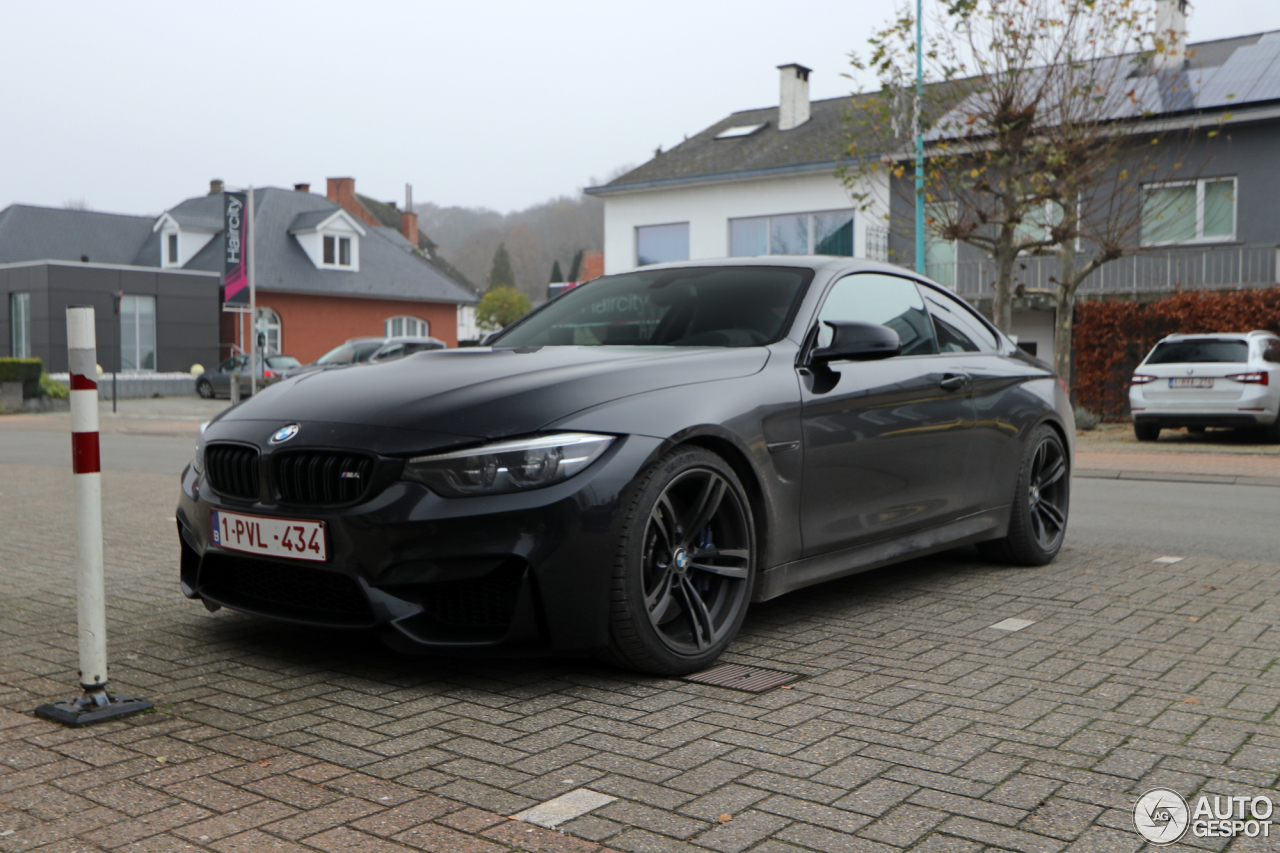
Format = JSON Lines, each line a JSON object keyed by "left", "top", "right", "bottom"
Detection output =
{"left": 841, "top": 0, "right": 1213, "bottom": 386}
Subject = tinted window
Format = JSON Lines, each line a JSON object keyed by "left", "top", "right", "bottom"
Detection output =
{"left": 374, "top": 344, "right": 405, "bottom": 361}
{"left": 817, "top": 274, "right": 938, "bottom": 356}
{"left": 924, "top": 288, "right": 998, "bottom": 352}
{"left": 1146, "top": 339, "right": 1248, "bottom": 364}
{"left": 493, "top": 267, "right": 811, "bottom": 348}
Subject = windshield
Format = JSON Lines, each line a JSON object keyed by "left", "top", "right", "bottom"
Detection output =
{"left": 492, "top": 266, "right": 813, "bottom": 348}
{"left": 266, "top": 355, "right": 301, "bottom": 369}
{"left": 315, "top": 341, "right": 382, "bottom": 365}
{"left": 1146, "top": 339, "right": 1249, "bottom": 365}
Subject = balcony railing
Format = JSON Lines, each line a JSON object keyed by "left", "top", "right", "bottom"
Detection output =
{"left": 919, "top": 243, "right": 1279, "bottom": 299}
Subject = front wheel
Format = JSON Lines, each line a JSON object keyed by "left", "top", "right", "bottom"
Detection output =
{"left": 978, "top": 424, "right": 1070, "bottom": 566}
{"left": 196, "top": 378, "right": 215, "bottom": 399}
{"left": 601, "top": 447, "right": 755, "bottom": 675}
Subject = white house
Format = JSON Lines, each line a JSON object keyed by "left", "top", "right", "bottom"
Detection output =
{"left": 590, "top": 64, "right": 889, "bottom": 276}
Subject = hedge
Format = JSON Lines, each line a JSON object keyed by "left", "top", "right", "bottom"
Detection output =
{"left": 0, "top": 358, "right": 43, "bottom": 398}
{"left": 1073, "top": 289, "right": 1280, "bottom": 421}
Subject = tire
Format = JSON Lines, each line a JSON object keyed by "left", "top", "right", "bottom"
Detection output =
{"left": 977, "top": 424, "right": 1070, "bottom": 566}
{"left": 600, "top": 446, "right": 756, "bottom": 675}
{"left": 196, "top": 378, "right": 215, "bottom": 399}
{"left": 1261, "top": 419, "right": 1280, "bottom": 444}
{"left": 1134, "top": 422, "right": 1161, "bottom": 442}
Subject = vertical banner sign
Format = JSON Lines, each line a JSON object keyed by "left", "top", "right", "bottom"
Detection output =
{"left": 223, "top": 191, "right": 248, "bottom": 306}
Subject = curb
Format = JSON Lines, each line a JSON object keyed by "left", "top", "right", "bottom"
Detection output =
{"left": 1075, "top": 469, "right": 1280, "bottom": 488}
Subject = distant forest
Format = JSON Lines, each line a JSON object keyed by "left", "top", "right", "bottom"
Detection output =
{"left": 415, "top": 167, "right": 629, "bottom": 304}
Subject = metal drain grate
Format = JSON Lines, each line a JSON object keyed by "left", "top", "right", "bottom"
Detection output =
{"left": 683, "top": 663, "right": 801, "bottom": 693}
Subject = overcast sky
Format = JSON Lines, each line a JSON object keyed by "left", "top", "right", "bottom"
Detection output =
{"left": 4, "top": 1, "right": 1280, "bottom": 217}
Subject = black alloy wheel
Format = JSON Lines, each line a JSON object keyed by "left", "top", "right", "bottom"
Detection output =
{"left": 979, "top": 424, "right": 1070, "bottom": 566}
{"left": 603, "top": 447, "right": 755, "bottom": 675}
{"left": 196, "top": 378, "right": 215, "bottom": 399}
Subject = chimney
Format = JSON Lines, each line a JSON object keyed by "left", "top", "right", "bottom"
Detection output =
{"left": 209, "top": 179, "right": 224, "bottom": 195}
{"left": 294, "top": 182, "right": 310, "bottom": 193}
{"left": 778, "top": 63, "right": 812, "bottom": 131}
{"left": 400, "top": 183, "right": 419, "bottom": 247}
{"left": 1154, "top": 0, "right": 1188, "bottom": 72}
{"left": 326, "top": 177, "right": 356, "bottom": 207}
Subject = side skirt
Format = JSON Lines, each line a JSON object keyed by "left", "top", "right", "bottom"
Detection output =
{"left": 755, "top": 506, "right": 1012, "bottom": 602}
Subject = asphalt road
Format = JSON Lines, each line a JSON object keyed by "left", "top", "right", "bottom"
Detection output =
{"left": 4, "top": 428, "right": 1277, "bottom": 562}
{"left": 0, "top": 429, "right": 195, "bottom": 475}
{"left": 1065, "top": 476, "right": 1280, "bottom": 563}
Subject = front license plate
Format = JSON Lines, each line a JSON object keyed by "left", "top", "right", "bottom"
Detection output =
{"left": 210, "top": 510, "right": 327, "bottom": 562}
{"left": 1169, "top": 377, "right": 1213, "bottom": 388}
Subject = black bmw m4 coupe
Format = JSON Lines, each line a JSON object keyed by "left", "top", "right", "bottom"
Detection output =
{"left": 177, "top": 258, "right": 1074, "bottom": 675}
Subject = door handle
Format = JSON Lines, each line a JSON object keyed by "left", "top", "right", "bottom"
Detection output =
{"left": 939, "top": 372, "right": 969, "bottom": 392}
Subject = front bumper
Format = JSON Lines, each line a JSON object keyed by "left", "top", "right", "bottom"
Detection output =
{"left": 176, "top": 433, "right": 665, "bottom": 655}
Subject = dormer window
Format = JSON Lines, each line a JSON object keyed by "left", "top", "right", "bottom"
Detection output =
{"left": 323, "top": 235, "right": 352, "bottom": 267}
{"left": 167, "top": 233, "right": 179, "bottom": 265}
{"left": 153, "top": 210, "right": 217, "bottom": 269}
{"left": 289, "top": 208, "right": 365, "bottom": 271}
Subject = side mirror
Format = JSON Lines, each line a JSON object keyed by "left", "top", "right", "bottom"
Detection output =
{"left": 480, "top": 331, "right": 501, "bottom": 346}
{"left": 811, "top": 321, "right": 902, "bottom": 364}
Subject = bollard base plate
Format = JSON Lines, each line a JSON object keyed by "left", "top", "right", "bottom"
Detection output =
{"left": 35, "top": 693, "right": 153, "bottom": 727}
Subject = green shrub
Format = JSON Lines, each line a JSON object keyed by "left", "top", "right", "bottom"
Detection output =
{"left": 0, "top": 358, "right": 43, "bottom": 398}
{"left": 39, "top": 373, "right": 69, "bottom": 399}
{"left": 1073, "top": 406, "right": 1100, "bottom": 431}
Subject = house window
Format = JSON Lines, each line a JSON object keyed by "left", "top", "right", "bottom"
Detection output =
{"left": 636, "top": 223, "right": 689, "bottom": 266}
{"left": 385, "top": 316, "right": 429, "bottom": 338}
{"left": 924, "top": 203, "right": 957, "bottom": 289}
{"left": 322, "top": 235, "right": 354, "bottom": 267}
{"left": 167, "top": 233, "right": 179, "bottom": 265}
{"left": 119, "top": 295, "right": 156, "bottom": 371}
{"left": 10, "top": 292, "right": 30, "bottom": 358}
{"left": 729, "top": 210, "right": 855, "bottom": 257}
{"left": 256, "top": 308, "right": 281, "bottom": 354}
{"left": 1142, "top": 177, "right": 1236, "bottom": 245}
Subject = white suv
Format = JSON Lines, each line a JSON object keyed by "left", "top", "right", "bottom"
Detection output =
{"left": 1129, "top": 331, "right": 1280, "bottom": 442}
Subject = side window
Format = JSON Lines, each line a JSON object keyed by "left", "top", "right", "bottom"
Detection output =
{"left": 923, "top": 288, "right": 998, "bottom": 353}
{"left": 1262, "top": 338, "right": 1280, "bottom": 364}
{"left": 817, "top": 274, "right": 938, "bottom": 356}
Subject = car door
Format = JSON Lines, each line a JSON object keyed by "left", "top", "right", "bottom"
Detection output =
{"left": 799, "top": 273, "right": 976, "bottom": 557}
{"left": 922, "top": 285, "right": 1037, "bottom": 510}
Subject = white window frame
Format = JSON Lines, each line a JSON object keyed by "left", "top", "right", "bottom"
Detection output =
{"left": 167, "top": 232, "right": 179, "bottom": 266}
{"left": 256, "top": 308, "right": 282, "bottom": 355}
{"left": 322, "top": 234, "right": 355, "bottom": 268}
{"left": 385, "top": 315, "right": 429, "bottom": 338}
{"left": 1141, "top": 177, "right": 1238, "bottom": 247}
{"left": 119, "top": 294, "right": 157, "bottom": 372}
{"left": 727, "top": 209, "right": 856, "bottom": 257}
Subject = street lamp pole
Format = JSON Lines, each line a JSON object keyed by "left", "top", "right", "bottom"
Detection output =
{"left": 914, "top": 0, "right": 926, "bottom": 275}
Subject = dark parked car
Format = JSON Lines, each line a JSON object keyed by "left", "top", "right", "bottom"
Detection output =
{"left": 177, "top": 259, "right": 1074, "bottom": 675}
{"left": 368, "top": 336, "right": 447, "bottom": 363}
{"left": 196, "top": 354, "right": 300, "bottom": 399}
{"left": 280, "top": 337, "right": 386, "bottom": 379}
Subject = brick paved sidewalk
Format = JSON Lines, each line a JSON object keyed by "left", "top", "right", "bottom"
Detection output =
{"left": 4, "top": 462, "right": 1280, "bottom": 852}
{"left": 1075, "top": 448, "right": 1280, "bottom": 481}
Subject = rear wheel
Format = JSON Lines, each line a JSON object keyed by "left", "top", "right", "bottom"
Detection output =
{"left": 978, "top": 424, "right": 1069, "bottom": 566}
{"left": 1134, "top": 422, "right": 1161, "bottom": 442}
{"left": 601, "top": 447, "right": 755, "bottom": 675}
{"left": 1261, "top": 419, "right": 1280, "bottom": 444}
{"left": 196, "top": 378, "right": 215, "bottom": 399}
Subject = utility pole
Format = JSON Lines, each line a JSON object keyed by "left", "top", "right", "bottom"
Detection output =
{"left": 248, "top": 186, "right": 257, "bottom": 396}
{"left": 916, "top": 0, "right": 926, "bottom": 272}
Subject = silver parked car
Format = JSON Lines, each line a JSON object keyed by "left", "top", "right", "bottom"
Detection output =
{"left": 196, "top": 354, "right": 301, "bottom": 399}
{"left": 1129, "top": 330, "right": 1280, "bottom": 442}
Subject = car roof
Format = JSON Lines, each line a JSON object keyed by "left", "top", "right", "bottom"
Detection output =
{"left": 1160, "top": 331, "right": 1278, "bottom": 341}
{"left": 379, "top": 336, "right": 444, "bottom": 345}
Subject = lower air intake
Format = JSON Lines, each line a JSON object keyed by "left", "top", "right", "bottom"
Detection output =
{"left": 200, "top": 555, "right": 375, "bottom": 627}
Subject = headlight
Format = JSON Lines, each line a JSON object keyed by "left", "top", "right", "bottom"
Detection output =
{"left": 403, "top": 432, "right": 614, "bottom": 497}
{"left": 193, "top": 421, "right": 209, "bottom": 474}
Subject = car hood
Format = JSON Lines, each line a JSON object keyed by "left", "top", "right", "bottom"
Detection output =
{"left": 216, "top": 346, "right": 770, "bottom": 439}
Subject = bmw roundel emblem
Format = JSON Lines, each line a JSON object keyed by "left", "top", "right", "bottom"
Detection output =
{"left": 269, "top": 424, "right": 300, "bottom": 444}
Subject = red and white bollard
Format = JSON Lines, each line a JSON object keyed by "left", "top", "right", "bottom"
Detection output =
{"left": 35, "top": 306, "right": 151, "bottom": 727}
